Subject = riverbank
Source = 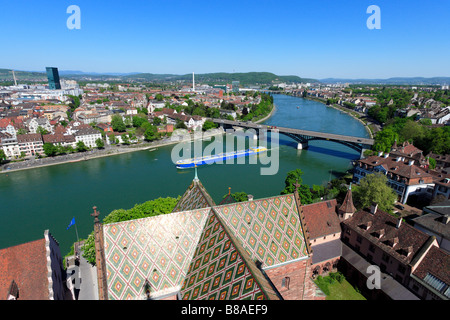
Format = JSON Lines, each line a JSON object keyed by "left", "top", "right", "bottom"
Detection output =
{"left": 0, "top": 128, "right": 226, "bottom": 174}
{"left": 0, "top": 103, "right": 278, "bottom": 174}
{"left": 255, "top": 102, "right": 277, "bottom": 124}
{"left": 303, "top": 96, "right": 376, "bottom": 139}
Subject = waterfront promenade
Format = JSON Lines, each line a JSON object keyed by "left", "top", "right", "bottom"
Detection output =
{"left": 0, "top": 128, "right": 225, "bottom": 174}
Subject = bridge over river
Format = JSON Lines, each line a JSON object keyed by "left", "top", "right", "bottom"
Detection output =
{"left": 210, "top": 118, "right": 374, "bottom": 155}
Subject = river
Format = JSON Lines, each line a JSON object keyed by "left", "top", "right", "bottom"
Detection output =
{"left": 0, "top": 94, "right": 370, "bottom": 254}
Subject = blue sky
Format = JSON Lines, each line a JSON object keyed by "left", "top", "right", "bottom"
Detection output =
{"left": 1, "top": 0, "right": 449, "bottom": 79}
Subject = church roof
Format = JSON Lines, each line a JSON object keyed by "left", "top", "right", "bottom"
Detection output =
{"left": 214, "top": 194, "right": 309, "bottom": 268}
{"left": 101, "top": 174, "right": 311, "bottom": 300}
{"left": 172, "top": 178, "right": 216, "bottom": 213}
{"left": 103, "top": 205, "right": 280, "bottom": 300}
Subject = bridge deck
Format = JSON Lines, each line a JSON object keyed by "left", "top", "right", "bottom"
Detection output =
{"left": 210, "top": 119, "right": 374, "bottom": 145}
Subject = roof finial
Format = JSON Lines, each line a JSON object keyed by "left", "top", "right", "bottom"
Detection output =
{"left": 194, "top": 164, "right": 198, "bottom": 181}
{"left": 228, "top": 187, "right": 231, "bottom": 195}
{"left": 294, "top": 179, "right": 300, "bottom": 192}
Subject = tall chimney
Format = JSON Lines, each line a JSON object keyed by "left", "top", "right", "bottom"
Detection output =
{"left": 192, "top": 72, "right": 195, "bottom": 92}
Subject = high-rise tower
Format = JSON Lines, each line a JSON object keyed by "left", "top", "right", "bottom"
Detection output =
{"left": 46, "top": 67, "right": 61, "bottom": 90}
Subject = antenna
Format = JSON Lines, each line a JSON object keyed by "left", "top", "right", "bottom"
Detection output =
{"left": 11, "top": 70, "right": 17, "bottom": 86}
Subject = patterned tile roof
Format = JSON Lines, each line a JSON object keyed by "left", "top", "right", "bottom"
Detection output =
{"left": 214, "top": 194, "right": 309, "bottom": 268}
{"left": 102, "top": 180, "right": 308, "bottom": 300}
{"left": 172, "top": 179, "right": 216, "bottom": 213}
{"left": 103, "top": 208, "right": 210, "bottom": 300}
{"left": 180, "top": 210, "right": 279, "bottom": 300}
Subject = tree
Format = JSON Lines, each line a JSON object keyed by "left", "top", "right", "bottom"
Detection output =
{"left": 111, "top": 114, "right": 126, "bottom": 132}
{"left": 0, "top": 149, "right": 6, "bottom": 162}
{"left": 121, "top": 133, "right": 130, "bottom": 145}
{"left": 43, "top": 143, "right": 58, "bottom": 157}
{"left": 222, "top": 191, "right": 248, "bottom": 203}
{"left": 152, "top": 117, "right": 162, "bottom": 126}
{"left": 132, "top": 115, "right": 147, "bottom": 128}
{"left": 36, "top": 126, "right": 49, "bottom": 135}
{"left": 95, "top": 138, "right": 105, "bottom": 149}
{"left": 76, "top": 141, "right": 89, "bottom": 152}
{"left": 280, "top": 169, "right": 313, "bottom": 204}
{"left": 144, "top": 124, "right": 159, "bottom": 141}
{"left": 352, "top": 172, "right": 397, "bottom": 213}
{"left": 202, "top": 120, "right": 217, "bottom": 131}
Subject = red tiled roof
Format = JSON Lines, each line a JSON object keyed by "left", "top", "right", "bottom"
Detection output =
{"left": 412, "top": 246, "right": 450, "bottom": 285}
{"left": 339, "top": 188, "right": 356, "bottom": 214}
{"left": 302, "top": 199, "right": 341, "bottom": 240}
{"left": 0, "top": 239, "right": 49, "bottom": 300}
{"left": 342, "top": 208, "right": 432, "bottom": 265}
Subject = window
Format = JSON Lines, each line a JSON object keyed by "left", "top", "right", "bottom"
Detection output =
{"left": 397, "top": 264, "right": 406, "bottom": 274}
{"left": 382, "top": 252, "right": 390, "bottom": 263}
{"left": 356, "top": 235, "right": 362, "bottom": 243}
{"left": 369, "top": 244, "right": 376, "bottom": 253}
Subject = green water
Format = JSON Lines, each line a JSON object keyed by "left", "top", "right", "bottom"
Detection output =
{"left": 0, "top": 94, "right": 369, "bottom": 254}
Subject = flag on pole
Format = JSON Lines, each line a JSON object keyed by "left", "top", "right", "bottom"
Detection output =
{"left": 67, "top": 217, "right": 76, "bottom": 230}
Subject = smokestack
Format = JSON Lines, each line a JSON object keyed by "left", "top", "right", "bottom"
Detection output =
{"left": 192, "top": 72, "right": 195, "bottom": 92}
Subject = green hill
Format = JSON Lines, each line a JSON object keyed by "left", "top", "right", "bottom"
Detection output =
{"left": 0, "top": 68, "right": 46, "bottom": 81}
{"left": 124, "top": 72, "right": 317, "bottom": 85}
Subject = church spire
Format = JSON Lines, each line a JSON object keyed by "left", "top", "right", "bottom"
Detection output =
{"left": 194, "top": 164, "right": 199, "bottom": 181}
{"left": 338, "top": 183, "right": 356, "bottom": 221}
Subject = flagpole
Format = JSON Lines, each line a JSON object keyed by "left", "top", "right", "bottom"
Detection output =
{"left": 74, "top": 222, "right": 79, "bottom": 244}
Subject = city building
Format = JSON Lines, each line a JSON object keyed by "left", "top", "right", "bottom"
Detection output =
{"left": 412, "top": 200, "right": 450, "bottom": 252}
{"left": 16, "top": 133, "right": 44, "bottom": 157}
{"left": 46, "top": 67, "right": 61, "bottom": 90}
{"left": 232, "top": 81, "right": 240, "bottom": 93}
{"left": 0, "top": 230, "right": 70, "bottom": 300}
{"left": 353, "top": 153, "right": 435, "bottom": 204}
{"left": 74, "top": 127, "right": 102, "bottom": 148}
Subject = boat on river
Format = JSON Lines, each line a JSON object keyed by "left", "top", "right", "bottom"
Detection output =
{"left": 176, "top": 146, "right": 267, "bottom": 169}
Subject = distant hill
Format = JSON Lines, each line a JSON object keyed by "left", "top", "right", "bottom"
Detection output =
{"left": 0, "top": 68, "right": 317, "bottom": 85}
{"left": 122, "top": 72, "right": 317, "bottom": 85}
{"left": 0, "top": 68, "right": 46, "bottom": 81}
{"left": 320, "top": 77, "right": 450, "bottom": 85}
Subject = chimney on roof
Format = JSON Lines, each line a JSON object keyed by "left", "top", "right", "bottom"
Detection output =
{"left": 378, "top": 151, "right": 383, "bottom": 157}
{"left": 370, "top": 203, "right": 378, "bottom": 214}
{"left": 393, "top": 237, "right": 399, "bottom": 246}
{"left": 247, "top": 194, "right": 254, "bottom": 201}
{"left": 396, "top": 218, "right": 402, "bottom": 229}
{"left": 408, "top": 160, "right": 414, "bottom": 166}
{"left": 384, "top": 153, "right": 389, "bottom": 158}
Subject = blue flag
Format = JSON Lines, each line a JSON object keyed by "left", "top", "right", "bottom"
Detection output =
{"left": 67, "top": 217, "right": 76, "bottom": 230}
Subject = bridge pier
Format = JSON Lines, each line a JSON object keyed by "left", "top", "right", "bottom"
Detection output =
{"left": 297, "top": 142, "right": 308, "bottom": 150}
